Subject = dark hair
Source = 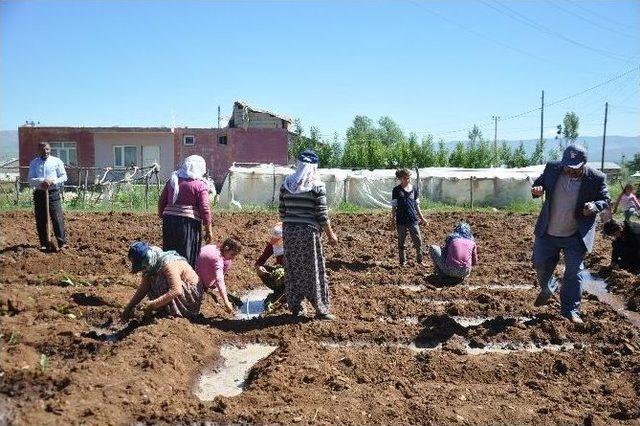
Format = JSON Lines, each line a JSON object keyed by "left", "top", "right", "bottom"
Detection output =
{"left": 221, "top": 238, "right": 242, "bottom": 253}
{"left": 38, "top": 142, "right": 50, "bottom": 149}
{"left": 623, "top": 183, "right": 635, "bottom": 192}
{"left": 603, "top": 219, "right": 622, "bottom": 236}
{"left": 395, "top": 169, "right": 411, "bottom": 179}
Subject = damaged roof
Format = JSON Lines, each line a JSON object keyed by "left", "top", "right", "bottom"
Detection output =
{"left": 234, "top": 100, "right": 292, "bottom": 123}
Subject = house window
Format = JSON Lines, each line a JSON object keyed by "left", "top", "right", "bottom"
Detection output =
{"left": 49, "top": 142, "right": 77, "bottom": 166}
{"left": 183, "top": 135, "right": 195, "bottom": 146}
{"left": 114, "top": 146, "right": 138, "bottom": 167}
{"left": 218, "top": 135, "right": 228, "bottom": 145}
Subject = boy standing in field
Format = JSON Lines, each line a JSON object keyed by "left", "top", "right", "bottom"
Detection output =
{"left": 391, "top": 168, "right": 427, "bottom": 266}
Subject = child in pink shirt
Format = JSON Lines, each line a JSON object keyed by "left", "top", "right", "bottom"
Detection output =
{"left": 613, "top": 184, "right": 640, "bottom": 222}
{"left": 195, "top": 238, "right": 242, "bottom": 313}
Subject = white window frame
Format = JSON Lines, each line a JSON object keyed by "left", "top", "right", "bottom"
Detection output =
{"left": 183, "top": 135, "right": 195, "bottom": 146}
{"left": 49, "top": 141, "right": 77, "bottom": 166}
{"left": 113, "top": 145, "right": 139, "bottom": 168}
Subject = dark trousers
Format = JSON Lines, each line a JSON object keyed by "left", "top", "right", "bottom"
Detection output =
{"left": 33, "top": 189, "right": 67, "bottom": 247}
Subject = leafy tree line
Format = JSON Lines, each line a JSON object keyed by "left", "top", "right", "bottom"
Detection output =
{"left": 289, "top": 112, "right": 582, "bottom": 169}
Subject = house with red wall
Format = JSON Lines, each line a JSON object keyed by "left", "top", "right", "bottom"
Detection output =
{"left": 18, "top": 101, "right": 291, "bottom": 187}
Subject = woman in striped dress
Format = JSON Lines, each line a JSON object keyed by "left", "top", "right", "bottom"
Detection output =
{"left": 279, "top": 150, "right": 339, "bottom": 320}
{"left": 158, "top": 155, "right": 213, "bottom": 267}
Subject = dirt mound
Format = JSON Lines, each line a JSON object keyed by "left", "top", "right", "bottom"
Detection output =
{"left": 1, "top": 210, "right": 639, "bottom": 424}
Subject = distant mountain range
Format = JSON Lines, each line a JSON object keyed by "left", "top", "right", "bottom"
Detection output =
{"left": 1, "top": 129, "right": 638, "bottom": 164}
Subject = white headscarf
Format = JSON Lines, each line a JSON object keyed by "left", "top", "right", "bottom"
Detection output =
{"left": 170, "top": 155, "right": 207, "bottom": 204}
{"left": 283, "top": 161, "right": 320, "bottom": 194}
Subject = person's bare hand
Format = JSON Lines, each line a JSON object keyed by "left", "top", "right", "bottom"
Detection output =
{"left": 583, "top": 202, "right": 597, "bottom": 217}
{"left": 327, "top": 232, "right": 339, "bottom": 246}
{"left": 531, "top": 186, "right": 544, "bottom": 197}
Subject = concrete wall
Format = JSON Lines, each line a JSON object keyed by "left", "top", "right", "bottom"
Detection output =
{"left": 173, "top": 127, "right": 288, "bottom": 187}
{"left": 19, "top": 127, "right": 95, "bottom": 185}
{"left": 93, "top": 132, "right": 174, "bottom": 180}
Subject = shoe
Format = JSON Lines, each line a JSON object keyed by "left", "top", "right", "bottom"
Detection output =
{"left": 564, "top": 313, "right": 584, "bottom": 324}
{"left": 39, "top": 246, "right": 49, "bottom": 252}
{"left": 315, "top": 313, "right": 336, "bottom": 321}
{"left": 291, "top": 308, "right": 306, "bottom": 318}
{"left": 533, "top": 291, "right": 553, "bottom": 307}
{"left": 58, "top": 244, "right": 68, "bottom": 251}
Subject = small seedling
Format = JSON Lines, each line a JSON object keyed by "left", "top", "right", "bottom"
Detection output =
{"left": 55, "top": 305, "right": 71, "bottom": 315}
{"left": 39, "top": 354, "right": 49, "bottom": 373}
{"left": 8, "top": 331, "right": 21, "bottom": 345}
{"left": 59, "top": 276, "right": 74, "bottom": 287}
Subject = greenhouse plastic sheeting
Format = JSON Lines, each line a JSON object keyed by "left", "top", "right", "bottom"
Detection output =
{"left": 218, "top": 164, "right": 547, "bottom": 209}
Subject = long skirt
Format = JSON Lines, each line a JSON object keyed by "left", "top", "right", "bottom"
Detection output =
{"left": 162, "top": 214, "right": 201, "bottom": 268}
{"left": 148, "top": 273, "right": 205, "bottom": 318}
{"left": 283, "top": 223, "right": 329, "bottom": 315}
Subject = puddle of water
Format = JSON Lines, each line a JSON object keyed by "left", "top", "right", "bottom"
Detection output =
{"left": 378, "top": 316, "right": 421, "bottom": 325}
{"left": 452, "top": 316, "right": 533, "bottom": 328}
{"left": 321, "top": 340, "right": 440, "bottom": 353}
{"left": 399, "top": 284, "right": 425, "bottom": 292}
{"left": 582, "top": 278, "right": 640, "bottom": 329}
{"left": 235, "top": 287, "right": 272, "bottom": 320}
{"left": 322, "top": 340, "right": 580, "bottom": 355}
{"left": 466, "top": 284, "right": 534, "bottom": 291}
{"left": 421, "top": 298, "right": 468, "bottom": 305}
{"left": 465, "top": 342, "right": 576, "bottom": 355}
{"left": 194, "top": 343, "right": 278, "bottom": 400}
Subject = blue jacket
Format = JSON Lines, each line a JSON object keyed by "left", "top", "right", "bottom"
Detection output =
{"left": 533, "top": 162, "right": 610, "bottom": 252}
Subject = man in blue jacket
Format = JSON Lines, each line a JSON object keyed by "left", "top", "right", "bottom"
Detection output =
{"left": 531, "top": 144, "right": 610, "bottom": 323}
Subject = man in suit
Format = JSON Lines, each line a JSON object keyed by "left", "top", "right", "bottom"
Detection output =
{"left": 531, "top": 144, "right": 610, "bottom": 323}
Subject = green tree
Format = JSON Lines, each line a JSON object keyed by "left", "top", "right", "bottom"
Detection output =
{"left": 288, "top": 119, "right": 307, "bottom": 162}
{"left": 449, "top": 142, "right": 467, "bottom": 167}
{"left": 435, "top": 140, "right": 449, "bottom": 166}
{"left": 499, "top": 141, "right": 513, "bottom": 166}
{"left": 510, "top": 142, "right": 529, "bottom": 168}
{"left": 417, "top": 134, "right": 436, "bottom": 167}
{"left": 529, "top": 138, "right": 546, "bottom": 165}
{"left": 562, "top": 112, "right": 579, "bottom": 142}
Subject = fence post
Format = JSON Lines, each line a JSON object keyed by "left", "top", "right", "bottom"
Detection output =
{"left": 271, "top": 164, "right": 276, "bottom": 207}
{"left": 144, "top": 174, "right": 150, "bottom": 210}
{"left": 469, "top": 176, "right": 474, "bottom": 210}
{"left": 343, "top": 176, "right": 349, "bottom": 204}
{"left": 14, "top": 176, "right": 19, "bottom": 205}
{"left": 83, "top": 169, "right": 89, "bottom": 207}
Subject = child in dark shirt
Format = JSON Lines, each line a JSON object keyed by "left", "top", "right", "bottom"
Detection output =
{"left": 391, "top": 169, "right": 427, "bottom": 266}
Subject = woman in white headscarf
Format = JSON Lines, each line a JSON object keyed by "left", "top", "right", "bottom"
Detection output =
{"left": 279, "top": 150, "right": 339, "bottom": 321}
{"left": 158, "top": 155, "right": 213, "bottom": 267}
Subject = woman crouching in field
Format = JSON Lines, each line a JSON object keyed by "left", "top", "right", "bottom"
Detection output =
{"left": 428, "top": 222, "right": 478, "bottom": 281}
{"left": 121, "top": 241, "right": 207, "bottom": 320}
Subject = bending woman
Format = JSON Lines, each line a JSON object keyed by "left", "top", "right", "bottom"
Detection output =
{"left": 121, "top": 241, "right": 205, "bottom": 320}
{"left": 158, "top": 155, "right": 213, "bottom": 267}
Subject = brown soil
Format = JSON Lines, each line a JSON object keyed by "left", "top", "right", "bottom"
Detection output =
{"left": 1, "top": 210, "right": 639, "bottom": 425}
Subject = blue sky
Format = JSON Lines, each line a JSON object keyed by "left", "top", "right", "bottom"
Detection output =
{"left": 2, "top": 0, "right": 639, "bottom": 142}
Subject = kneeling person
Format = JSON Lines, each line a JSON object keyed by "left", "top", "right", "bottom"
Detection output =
{"left": 196, "top": 238, "right": 243, "bottom": 313}
{"left": 255, "top": 222, "right": 286, "bottom": 311}
{"left": 429, "top": 222, "right": 478, "bottom": 280}
{"left": 603, "top": 219, "right": 640, "bottom": 274}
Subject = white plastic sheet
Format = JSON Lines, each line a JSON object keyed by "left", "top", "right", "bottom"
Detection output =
{"left": 218, "top": 164, "right": 546, "bottom": 209}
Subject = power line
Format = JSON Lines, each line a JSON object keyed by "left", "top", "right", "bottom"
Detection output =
{"left": 566, "top": 0, "right": 640, "bottom": 33}
{"left": 405, "top": 0, "right": 603, "bottom": 75}
{"left": 544, "top": 0, "right": 639, "bottom": 40}
{"left": 480, "top": 0, "right": 631, "bottom": 61}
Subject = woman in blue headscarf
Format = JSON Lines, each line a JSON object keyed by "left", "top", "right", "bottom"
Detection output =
{"left": 121, "top": 241, "right": 206, "bottom": 320}
{"left": 428, "top": 222, "right": 478, "bottom": 280}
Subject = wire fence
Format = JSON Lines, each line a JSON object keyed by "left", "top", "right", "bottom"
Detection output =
{"left": 0, "top": 164, "right": 164, "bottom": 211}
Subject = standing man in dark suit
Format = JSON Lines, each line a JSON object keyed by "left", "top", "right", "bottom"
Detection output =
{"left": 531, "top": 144, "right": 610, "bottom": 323}
{"left": 27, "top": 142, "right": 68, "bottom": 251}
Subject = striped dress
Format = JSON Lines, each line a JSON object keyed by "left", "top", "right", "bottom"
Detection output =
{"left": 279, "top": 183, "right": 331, "bottom": 315}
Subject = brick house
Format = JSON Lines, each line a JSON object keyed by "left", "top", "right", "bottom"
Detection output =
{"left": 18, "top": 101, "right": 291, "bottom": 187}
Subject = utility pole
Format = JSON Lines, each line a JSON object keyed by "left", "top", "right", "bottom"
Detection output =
{"left": 492, "top": 115, "right": 499, "bottom": 167}
{"left": 540, "top": 90, "right": 544, "bottom": 145}
{"left": 217, "top": 105, "right": 221, "bottom": 129}
{"left": 600, "top": 102, "right": 608, "bottom": 171}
